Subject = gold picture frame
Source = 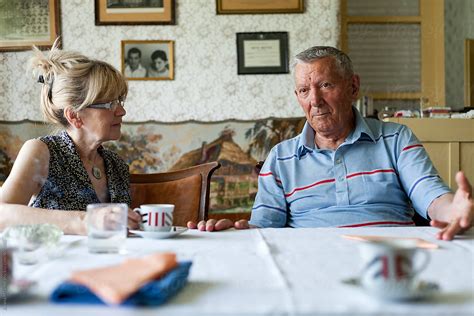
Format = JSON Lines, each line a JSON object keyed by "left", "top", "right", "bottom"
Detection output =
{"left": 121, "top": 40, "right": 174, "bottom": 81}
{"left": 216, "top": 0, "right": 304, "bottom": 14}
{"left": 95, "top": 0, "right": 175, "bottom": 25}
{"left": 0, "top": 0, "right": 61, "bottom": 52}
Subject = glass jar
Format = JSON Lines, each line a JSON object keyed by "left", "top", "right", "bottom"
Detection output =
{"left": 378, "top": 106, "right": 396, "bottom": 120}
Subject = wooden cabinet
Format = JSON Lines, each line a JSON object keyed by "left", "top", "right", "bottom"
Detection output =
{"left": 386, "top": 118, "right": 474, "bottom": 190}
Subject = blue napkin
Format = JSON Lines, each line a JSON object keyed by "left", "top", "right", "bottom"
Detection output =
{"left": 50, "top": 261, "right": 192, "bottom": 306}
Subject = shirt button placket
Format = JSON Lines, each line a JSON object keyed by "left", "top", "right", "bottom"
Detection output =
{"left": 334, "top": 154, "right": 349, "bottom": 205}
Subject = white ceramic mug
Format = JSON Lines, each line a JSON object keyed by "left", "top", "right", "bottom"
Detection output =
{"left": 134, "top": 204, "right": 174, "bottom": 232}
{"left": 358, "top": 239, "right": 430, "bottom": 300}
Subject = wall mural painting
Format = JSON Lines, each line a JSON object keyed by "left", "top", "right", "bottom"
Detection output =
{"left": 0, "top": 118, "right": 305, "bottom": 214}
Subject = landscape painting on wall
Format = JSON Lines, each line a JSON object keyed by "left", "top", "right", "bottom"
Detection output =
{"left": 0, "top": 118, "right": 305, "bottom": 215}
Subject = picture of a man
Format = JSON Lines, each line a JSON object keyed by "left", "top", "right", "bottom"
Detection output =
{"left": 124, "top": 47, "right": 147, "bottom": 78}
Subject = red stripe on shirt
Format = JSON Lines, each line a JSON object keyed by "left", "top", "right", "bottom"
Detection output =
{"left": 402, "top": 144, "right": 423, "bottom": 151}
{"left": 338, "top": 221, "right": 415, "bottom": 228}
{"left": 346, "top": 169, "right": 396, "bottom": 179}
{"left": 285, "top": 178, "right": 335, "bottom": 197}
{"left": 260, "top": 172, "right": 282, "bottom": 184}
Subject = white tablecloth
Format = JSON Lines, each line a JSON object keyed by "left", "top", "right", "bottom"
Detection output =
{"left": 6, "top": 227, "right": 474, "bottom": 315}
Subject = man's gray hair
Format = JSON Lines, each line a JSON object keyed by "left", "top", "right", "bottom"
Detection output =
{"left": 292, "top": 46, "right": 354, "bottom": 78}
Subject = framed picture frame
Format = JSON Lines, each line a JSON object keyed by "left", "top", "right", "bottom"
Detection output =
{"left": 236, "top": 32, "right": 289, "bottom": 75}
{"left": 121, "top": 40, "right": 174, "bottom": 81}
{"left": 0, "top": 0, "right": 61, "bottom": 52}
{"left": 95, "top": 0, "right": 175, "bottom": 25}
{"left": 217, "top": 0, "right": 304, "bottom": 14}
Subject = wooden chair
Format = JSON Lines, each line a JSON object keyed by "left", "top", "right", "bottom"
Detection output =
{"left": 130, "top": 162, "right": 220, "bottom": 227}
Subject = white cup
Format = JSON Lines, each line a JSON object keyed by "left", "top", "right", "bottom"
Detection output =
{"left": 133, "top": 204, "right": 174, "bottom": 232}
{"left": 358, "top": 239, "right": 430, "bottom": 300}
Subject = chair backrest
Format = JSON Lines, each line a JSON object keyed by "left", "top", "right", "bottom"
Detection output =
{"left": 130, "top": 162, "right": 220, "bottom": 227}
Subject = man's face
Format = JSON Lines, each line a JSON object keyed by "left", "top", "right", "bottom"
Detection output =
{"left": 294, "top": 57, "right": 359, "bottom": 137}
{"left": 128, "top": 52, "right": 141, "bottom": 70}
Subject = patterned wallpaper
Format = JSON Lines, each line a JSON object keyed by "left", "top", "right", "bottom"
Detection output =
{"left": 0, "top": 0, "right": 340, "bottom": 122}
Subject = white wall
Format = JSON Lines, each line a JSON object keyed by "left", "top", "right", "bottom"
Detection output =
{"left": 0, "top": 0, "right": 340, "bottom": 122}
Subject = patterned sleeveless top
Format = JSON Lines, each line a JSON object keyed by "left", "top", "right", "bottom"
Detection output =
{"left": 29, "top": 131, "right": 131, "bottom": 211}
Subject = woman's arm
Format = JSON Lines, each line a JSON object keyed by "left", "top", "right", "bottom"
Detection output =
{"left": 0, "top": 139, "right": 87, "bottom": 234}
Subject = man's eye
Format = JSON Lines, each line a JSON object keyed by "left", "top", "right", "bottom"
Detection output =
{"left": 321, "top": 82, "right": 332, "bottom": 88}
{"left": 298, "top": 88, "right": 308, "bottom": 95}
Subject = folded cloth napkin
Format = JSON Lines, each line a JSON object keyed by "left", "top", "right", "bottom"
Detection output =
{"left": 50, "top": 252, "right": 191, "bottom": 306}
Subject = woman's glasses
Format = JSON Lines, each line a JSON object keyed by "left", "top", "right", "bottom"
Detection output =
{"left": 88, "top": 99, "right": 124, "bottom": 111}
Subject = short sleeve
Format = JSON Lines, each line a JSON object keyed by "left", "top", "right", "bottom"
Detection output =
{"left": 249, "top": 147, "right": 288, "bottom": 228}
{"left": 395, "top": 125, "right": 451, "bottom": 218}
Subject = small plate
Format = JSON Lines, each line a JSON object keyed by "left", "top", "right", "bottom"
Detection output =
{"left": 7, "top": 279, "right": 36, "bottom": 301}
{"left": 342, "top": 277, "right": 440, "bottom": 301}
{"left": 130, "top": 227, "right": 188, "bottom": 239}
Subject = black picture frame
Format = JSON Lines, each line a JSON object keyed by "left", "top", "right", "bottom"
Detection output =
{"left": 236, "top": 32, "right": 289, "bottom": 75}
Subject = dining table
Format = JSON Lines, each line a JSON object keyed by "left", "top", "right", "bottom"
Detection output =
{"left": 6, "top": 226, "right": 474, "bottom": 315}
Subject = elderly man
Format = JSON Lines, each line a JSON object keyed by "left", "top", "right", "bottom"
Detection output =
{"left": 188, "top": 46, "right": 473, "bottom": 240}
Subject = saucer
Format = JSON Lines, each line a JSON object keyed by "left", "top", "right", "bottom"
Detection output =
{"left": 7, "top": 279, "right": 36, "bottom": 301}
{"left": 130, "top": 227, "right": 188, "bottom": 239}
{"left": 342, "top": 277, "right": 440, "bottom": 301}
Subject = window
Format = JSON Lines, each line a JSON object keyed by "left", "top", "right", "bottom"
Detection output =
{"left": 340, "top": 0, "right": 445, "bottom": 112}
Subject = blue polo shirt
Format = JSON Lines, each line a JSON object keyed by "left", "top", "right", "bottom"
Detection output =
{"left": 249, "top": 108, "right": 451, "bottom": 228}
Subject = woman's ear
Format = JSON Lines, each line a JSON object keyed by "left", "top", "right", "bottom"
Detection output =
{"left": 64, "top": 107, "right": 83, "bottom": 128}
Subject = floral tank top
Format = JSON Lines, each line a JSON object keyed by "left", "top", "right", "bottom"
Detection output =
{"left": 29, "top": 131, "right": 131, "bottom": 210}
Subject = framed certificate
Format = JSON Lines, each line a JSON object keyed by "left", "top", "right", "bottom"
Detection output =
{"left": 236, "top": 32, "right": 289, "bottom": 75}
{"left": 0, "top": 0, "right": 61, "bottom": 52}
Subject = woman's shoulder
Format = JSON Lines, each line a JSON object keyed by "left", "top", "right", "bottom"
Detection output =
{"left": 20, "top": 138, "right": 50, "bottom": 158}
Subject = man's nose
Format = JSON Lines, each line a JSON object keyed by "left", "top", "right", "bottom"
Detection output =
{"left": 310, "top": 88, "right": 322, "bottom": 107}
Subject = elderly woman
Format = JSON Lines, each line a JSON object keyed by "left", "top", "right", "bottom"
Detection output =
{"left": 0, "top": 41, "right": 141, "bottom": 234}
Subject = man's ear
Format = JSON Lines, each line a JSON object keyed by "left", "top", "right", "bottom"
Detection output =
{"left": 64, "top": 107, "right": 83, "bottom": 128}
{"left": 351, "top": 74, "right": 360, "bottom": 99}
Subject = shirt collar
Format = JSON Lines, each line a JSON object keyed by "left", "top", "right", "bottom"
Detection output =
{"left": 344, "top": 107, "right": 376, "bottom": 144}
{"left": 296, "top": 107, "right": 376, "bottom": 159}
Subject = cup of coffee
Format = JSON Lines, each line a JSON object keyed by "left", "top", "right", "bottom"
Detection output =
{"left": 358, "top": 239, "right": 430, "bottom": 300}
{"left": 133, "top": 204, "right": 174, "bottom": 232}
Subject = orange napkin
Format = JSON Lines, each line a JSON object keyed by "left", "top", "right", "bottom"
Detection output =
{"left": 341, "top": 234, "right": 439, "bottom": 249}
{"left": 70, "top": 253, "right": 178, "bottom": 305}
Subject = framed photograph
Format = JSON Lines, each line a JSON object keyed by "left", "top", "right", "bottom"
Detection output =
{"left": 217, "top": 0, "right": 304, "bottom": 14}
{"left": 95, "top": 0, "right": 175, "bottom": 25}
{"left": 122, "top": 40, "right": 174, "bottom": 81}
{"left": 236, "top": 32, "right": 289, "bottom": 75}
{"left": 0, "top": 0, "right": 61, "bottom": 52}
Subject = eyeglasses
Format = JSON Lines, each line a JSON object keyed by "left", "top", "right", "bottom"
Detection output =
{"left": 88, "top": 98, "right": 124, "bottom": 111}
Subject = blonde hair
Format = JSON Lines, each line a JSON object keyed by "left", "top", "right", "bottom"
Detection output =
{"left": 30, "top": 38, "right": 128, "bottom": 127}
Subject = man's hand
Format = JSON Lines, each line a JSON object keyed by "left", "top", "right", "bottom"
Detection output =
{"left": 430, "top": 171, "right": 473, "bottom": 240}
{"left": 187, "top": 219, "right": 252, "bottom": 232}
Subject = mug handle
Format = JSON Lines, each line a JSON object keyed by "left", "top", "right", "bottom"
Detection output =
{"left": 133, "top": 208, "right": 147, "bottom": 228}
{"left": 411, "top": 249, "right": 430, "bottom": 277}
